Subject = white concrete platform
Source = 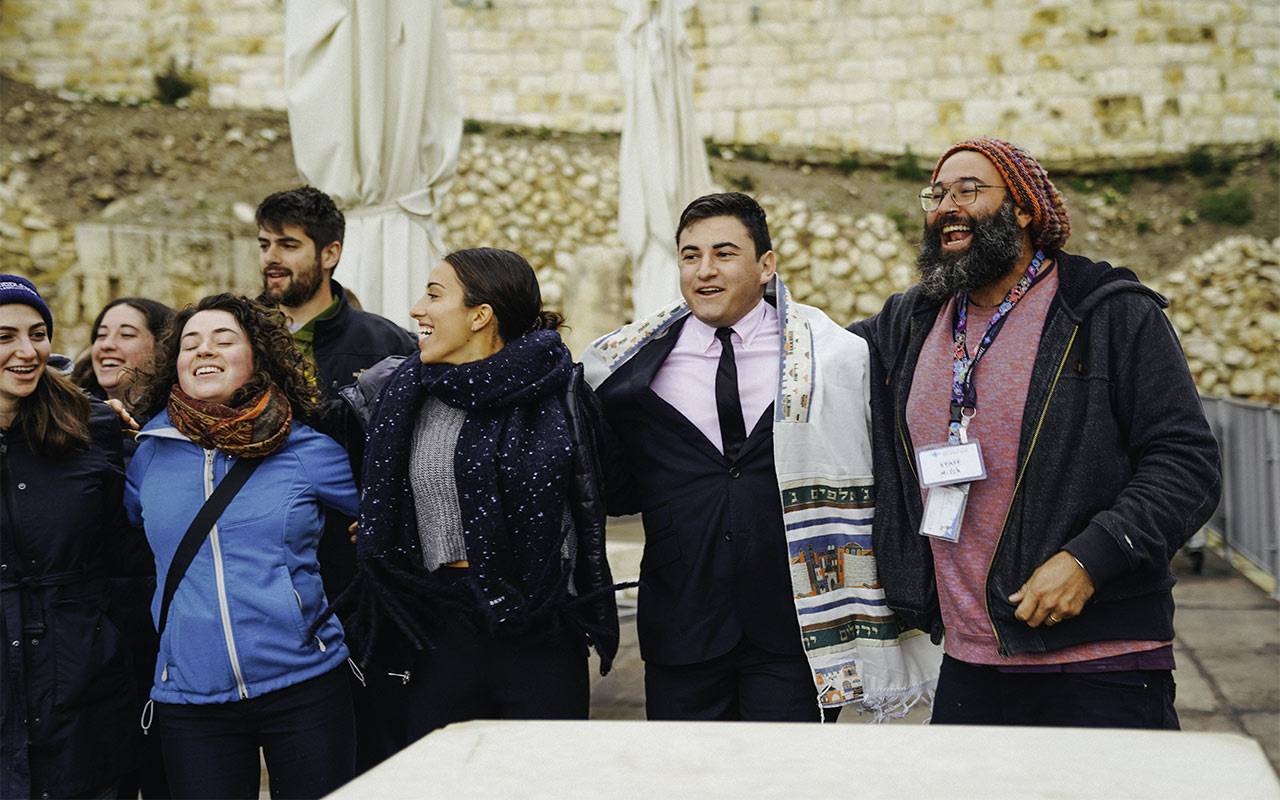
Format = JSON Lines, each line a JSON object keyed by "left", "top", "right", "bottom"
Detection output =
{"left": 327, "top": 719, "right": 1280, "bottom": 799}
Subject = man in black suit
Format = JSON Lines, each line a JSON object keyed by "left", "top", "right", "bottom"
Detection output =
{"left": 584, "top": 193, "right": 841, "bottom": 721}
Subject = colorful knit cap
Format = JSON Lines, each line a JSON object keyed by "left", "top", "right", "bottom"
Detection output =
{"left": 933, "top": 137, "right": 1071, "bottom": 251}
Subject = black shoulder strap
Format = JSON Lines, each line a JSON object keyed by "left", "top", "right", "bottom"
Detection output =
{"left": 157, "top": 456, "right": 262, "bottom": 636}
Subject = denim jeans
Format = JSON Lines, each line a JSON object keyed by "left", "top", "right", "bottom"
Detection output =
{"left": 154, "top": 667, "right": 355, "bottom": 799}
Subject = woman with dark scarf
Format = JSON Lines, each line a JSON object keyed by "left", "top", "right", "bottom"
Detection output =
{"left": 334, "top": 247, "right": 618, "bottom": 751}
{"left": 124, "top": 294, "right": 358, "bottom": 799}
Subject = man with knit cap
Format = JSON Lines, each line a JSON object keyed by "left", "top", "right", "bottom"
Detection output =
{"left": 849, "top": 137, "right": 1220, "bottom": 728}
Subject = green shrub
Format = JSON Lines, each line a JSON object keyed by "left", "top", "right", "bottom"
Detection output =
{"left": 738, "top": 144, "right": 771, "bottom": 163}
{"left": 835, "top": 155, "right": 861, "bottom": 175}
{"left": 1187, "top": 147, "right": 1214, "bottom": 175}
{"left": 727, "top": 173, "right": 756, "bottom": 192}
{"left": 1198, "top": 188, "right": 1254, "bottom": 225}
{"left": 462, "top": 119, "right": 484, "bottom": 135}
{"left": 1107, "top": 171, "right": 1133, "bottom": 194}
{"left": 154, "top": 61, "right": 197, "bottom": 105}
{"left": 886, "top": 206, "right": 918, "bottom": 233}
{"left": 893, "top": 147, "right": 927, "bottom": 182}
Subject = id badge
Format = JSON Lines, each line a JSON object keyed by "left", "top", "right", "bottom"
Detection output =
{"left": 916, "top": 440, "right": 987, "bottom": 487}
{"left": 919, "top": 483, "right": 969, "bottom": 542}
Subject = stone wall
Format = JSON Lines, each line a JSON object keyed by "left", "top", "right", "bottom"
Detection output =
{"left": 3, "top": 0, "right": 1277, "bottom": 165}
{"left": 1149, "top": 236, "right": 1280, "bottom": 402}
{"left": 8, "top": 135, "right": 1273, "bottom": 403}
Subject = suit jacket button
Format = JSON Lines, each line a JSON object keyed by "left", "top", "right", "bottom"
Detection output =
{"left": 728, "top": 467, "right": 741, "bottom": 478}
{"left": 724, "top": 529, "right": 733, "bottom": 541}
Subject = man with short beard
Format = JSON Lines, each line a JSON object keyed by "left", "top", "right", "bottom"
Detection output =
{"left": 256, "top": 186, "right": 416, "bottom": 401}
{"left": 849, "top": 137, "right": 1220, "bottom": 728}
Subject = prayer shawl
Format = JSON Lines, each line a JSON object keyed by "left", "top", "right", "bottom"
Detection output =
{"left": 583, "top": 278, "right": 941, "bottom": 717}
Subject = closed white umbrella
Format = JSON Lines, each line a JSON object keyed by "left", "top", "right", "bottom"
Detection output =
{"left": 284, "top": 0, "right": 461, "bottom": 322}
{"left": 616, "top": 0, "right": 714, "bottom": 318}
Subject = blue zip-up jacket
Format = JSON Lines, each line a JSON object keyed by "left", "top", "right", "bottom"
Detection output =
{"left": 849, "top": 251, "right": 1221, "bottom": 657}
{"left": 124, "top": 410, "right": 358, "bottom": 704}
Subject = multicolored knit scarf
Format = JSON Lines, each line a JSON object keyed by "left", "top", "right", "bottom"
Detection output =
{"left": 166, "top": 383, "right": 292, "bottom": 457}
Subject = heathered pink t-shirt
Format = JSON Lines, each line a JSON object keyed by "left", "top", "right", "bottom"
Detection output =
{"left": 905, "top": 264, "right": 1167, "bottom": 665}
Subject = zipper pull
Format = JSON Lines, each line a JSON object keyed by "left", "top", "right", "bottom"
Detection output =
{"left": 315, "top": 636, "right": 326, "bottom": 652}
{"left": 387, "top": 670, "right": 411, "bottom": 685}
{"left": 161, "top": 663, "right": 168, "bottom": 682}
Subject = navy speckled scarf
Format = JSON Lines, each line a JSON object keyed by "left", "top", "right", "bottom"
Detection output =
{"left": 337, "top": 330, "right": 580, "bottom": 665}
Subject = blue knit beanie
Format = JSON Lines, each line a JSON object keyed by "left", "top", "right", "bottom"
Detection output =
{"left": 0, "top": 274, "right": 54, "bottom": 337}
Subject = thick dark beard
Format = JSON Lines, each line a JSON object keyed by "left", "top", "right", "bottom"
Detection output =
{"left": 262, "top": 256, "right": 325, "bottom": 308}
{"left": 915, "top": 199, "right": 1026, "bottom": 302}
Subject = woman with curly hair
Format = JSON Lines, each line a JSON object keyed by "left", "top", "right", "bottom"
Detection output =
{"left": 334, "top": 248, "right": 618, "bottom": 755}
{"left": 1, "top": 275, "right": 142, "bottom": 799}
{"left": 125, "top": 293, "right": 358, "bottom": 799}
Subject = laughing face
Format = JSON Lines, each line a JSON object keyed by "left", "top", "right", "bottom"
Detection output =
{"left": 677, "top": 215, "right": 776, "bottom": 329}
{"left": 409, "top": 261, "right": 486, "bottom": 365}
{"left": 916, "top": 150, "right": 1033, "bottom": 301}
{"left": 0, "top": 304, "right": 51, "bottom": 411}
{"left": 176, "top": 310, "right": 255, "bottom": 406}
{"left": 258, "top": 223, "right": 332, "bottom": 309}
{"left": 91, "top": 303, "right": 156, "bottom": 403}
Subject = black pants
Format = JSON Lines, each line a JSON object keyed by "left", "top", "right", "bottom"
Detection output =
{"left": 154, "top": 667, "right": 355, "bottom": 799}
{"left": 932, "top": 654, "right": 1180, "bottom": 729}
{"left": 644, "top": 637, "right": 835, "bottom": 722}
{"left": 403, "top": 621, "right": 589, "bottom": 744}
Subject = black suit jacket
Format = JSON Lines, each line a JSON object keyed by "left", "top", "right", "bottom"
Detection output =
{"left": 598, "top": 316, "right": 802, "bottom": 665}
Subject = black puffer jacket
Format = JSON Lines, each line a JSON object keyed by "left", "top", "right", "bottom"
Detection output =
{"left": 850, "top": 252, "right": 1221, "bottom": 657}
{"left": 1, "top": 401, "right": 145, "bottom": 798}
{"left": 307, "top": 279, "right": 418, "bottom": 400}
{"left": 340, "top": 355, "right": 619, "bottom": 674}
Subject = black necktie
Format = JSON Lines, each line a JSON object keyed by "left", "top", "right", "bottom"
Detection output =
{"left": 715, "top": 327, "right": 747, "bottom": 460}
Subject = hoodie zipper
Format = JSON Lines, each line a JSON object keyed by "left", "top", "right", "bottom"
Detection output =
{"left": 985, "top": 325, "right": 1079, "bottom": 657}
{"left": 205, "top": 449, "right": 250, "bottom": 699}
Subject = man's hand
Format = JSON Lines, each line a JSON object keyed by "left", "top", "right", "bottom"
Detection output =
{"left": 1008, "top": 551, "right": 1095, "bottom": 628}
{"left": 105, "top": 398, "right": 141, "bottom": 437}
{"left": 349, "top": 520, "right": 358, "bottom": 544}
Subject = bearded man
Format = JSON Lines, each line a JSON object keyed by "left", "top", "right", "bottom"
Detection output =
{"left": 848, "top": 137, "right": 1220, "bottom": 728}
{"left": 256, "top": 186, "right": 415, "bottom": 401}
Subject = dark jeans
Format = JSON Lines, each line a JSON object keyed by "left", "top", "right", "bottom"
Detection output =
{"left": 644, "top": 637, "right": 837, "bottom": 722}
{"left": 154, "top": 667, "right": 355, "bottom": 799}
{"left": 403, "top": 620, "right": 589, "bottom": 744}
{"left": 932, "top": 654, "right": 1180, "bottom": 729}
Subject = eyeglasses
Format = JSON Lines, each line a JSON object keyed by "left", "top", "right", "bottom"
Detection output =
{"left": 918, "top": 179, "right": 1007, "bottom": 211}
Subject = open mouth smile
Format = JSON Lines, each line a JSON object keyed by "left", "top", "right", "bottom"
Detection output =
{"left": 941, "top": 223, "right": 972, "bottom": 250}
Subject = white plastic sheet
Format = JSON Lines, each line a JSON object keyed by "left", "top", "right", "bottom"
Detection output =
{"left": 616, "top": 0, "right": 714, "bottom": 318}
{"left": 284, "top": 0, "right": 461, "bottom": 323}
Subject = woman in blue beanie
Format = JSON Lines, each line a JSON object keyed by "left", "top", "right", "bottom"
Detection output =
{"left": 0, "top": 274, "right": 144, "bottom": 799}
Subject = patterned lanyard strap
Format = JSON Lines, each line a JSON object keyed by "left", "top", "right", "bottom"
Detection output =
{"left": 949, "top": 249, "right": 1047, "bottom": 444}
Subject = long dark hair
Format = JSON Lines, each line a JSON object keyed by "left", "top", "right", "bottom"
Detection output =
{"left": 133, "top": 294, "right": 322, "bottom": 425}
{"left": 444, "top": 247, "right": 564, "bottom": 343}
{"left": 16, "top": 369, "right": 92, "bottom": 456}
{"left": 71, "top": 297, "right": 175, "bottom": 402}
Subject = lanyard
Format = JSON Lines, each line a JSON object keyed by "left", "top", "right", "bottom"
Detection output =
{"left": 948, "top": 250, "right": 1047, "bottom": 444}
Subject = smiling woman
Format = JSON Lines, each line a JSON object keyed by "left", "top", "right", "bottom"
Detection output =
{"left": 125, "top": 294, "right": 361, "bottom": 799}
{"left": 71, "top": 297, "right": 174, "bottom": 413}
{"left": 0, "top": 275, "right": 144, "bottom": 799}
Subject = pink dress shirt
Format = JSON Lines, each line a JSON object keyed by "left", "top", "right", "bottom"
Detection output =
{"left": 651, "top": 299, "right": 780, "bottom": 456}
